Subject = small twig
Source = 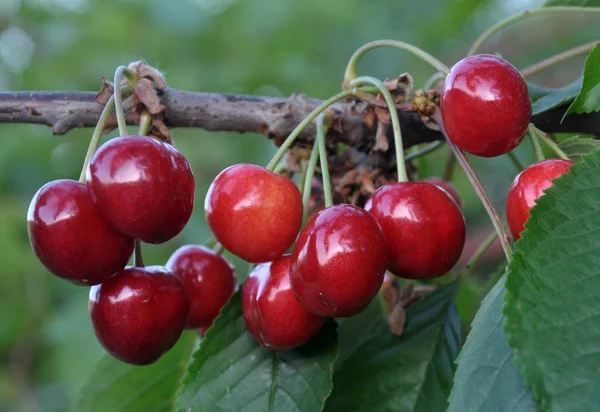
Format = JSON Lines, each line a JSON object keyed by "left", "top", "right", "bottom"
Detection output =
{"left": 521, "top": 40, "right": 599, "bottom": 77}
{"left": 460, "top": 229, "right": 499, "bottom": 279}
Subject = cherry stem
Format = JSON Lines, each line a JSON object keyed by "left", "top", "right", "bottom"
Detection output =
{"left": 316, "top": 113, "right": 333, "bottom": 208}
{"left": 443, "top": 151, "right": 456, "bottom": 181}
{"left": 113, "top": 65, "right": 137, "bottom": 137}
{"left": 343, "top": 40, "right": 449, "bottom": 87}
{"left": 273, "top": 161, "right": 287, "bottom": 175}
{"left": 404, "top": 141, "right": 443, "bottom": 162}
{"left": 468, "top": 7, "right": 600, "bottom": 56}
{"left": 133, "top": 240, "right": 144, "bottom": 268}
{"left": 265, "top": 90, "right": 354, "bottom": 172}
{"left": 302, "top": 142, "right": 320, "bottom": 225}
{"left": 521, "top": 40, "right": 599, "bottom": 77}
{"left": 432, "top": 109, "right": 513, "bottom": 262}
{"left": 349, "top": 76, "right": 408, "bottom": 182}
{"left": 507, "top": 151, "right": 525, "bottom": 172}
{"left": 528, "top": 123, "right": 545, "bottom": 162}
{"left": 138, "top": 110, "right": 152, "bottom": 136}
{"left": 423, "top": 72, "right": 446, "bottom": 90}
{"left": 460, "top": 229, "right": 499, "bottom": 279}
{"left": 533, "top": 125, "right": 570, "bottom": 160}
{"left": 213, "top": 242, "right": 224, "bottom": 255}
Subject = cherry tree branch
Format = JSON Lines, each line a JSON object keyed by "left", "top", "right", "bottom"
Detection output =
{"left": 0, "top": 89, "right": 598, "bottom": 150}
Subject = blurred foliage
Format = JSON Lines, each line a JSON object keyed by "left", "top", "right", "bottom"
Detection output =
{"left": 0, "top": 0, "right": 598, "bottom": 410}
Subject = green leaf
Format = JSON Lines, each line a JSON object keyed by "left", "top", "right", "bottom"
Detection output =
{"left": 558, "top": 136, "right": 600, "bottom": 162}
{"left": 504, "top": 148, "right": 600, "bottom": 411}
{"left": 448, "top": 275, "right": 540, "bottom": 412}
{"left": 74, "top": 331, "right": 197, "bottom": 412}
{"left": 324, "top": 282, "right": 460, "bottom": 412}
{"left": 566, "top": 45, "right": 600, "bottom": 115}
{"left": 176, "top": 292, "right": 338, "bottom": 412}
{"left": 531, "top": 78, "right": 582, "bottom": 115}
{"left": 528, "top": 81, "right": 558, "bottom": 102}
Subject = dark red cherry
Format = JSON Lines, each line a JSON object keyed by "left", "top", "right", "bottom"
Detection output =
{"left": 166, "top": 245, "right": 236, "bottom": 329}
{"left": 89, "top": 266, "right": 189, "bottom": 365}
{"left": 422, "top": 177, "right": 463, "bottom": 209}
{"left": 27, "top": 179, "right": 134, "bottom": 285}
{"left": 441, "top": 54, "right": 531, "bottom": 157}
{"left": 86, "top": 135, "right": 195, "bottom": 244}
{"left": 205, "top": 164, "right": 302, "bottom": 263}
{"left": 506, "top": 159, "right": 574, "bottom": 241}
{"left": 365, "top": 182, "right": 466, "bottom": 279}
{"left": 242, "top": 255, "right": 325, "bottom": 350}
{"left": 290, "top": 204, "right": 387, "bottom": 317}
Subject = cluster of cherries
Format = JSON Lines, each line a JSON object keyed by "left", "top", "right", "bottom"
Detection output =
{"left": 27, "top": 135, "right": 235, "bottom": 365}
{"left": 27, "top": 52, "right": 574, "bottom": 362}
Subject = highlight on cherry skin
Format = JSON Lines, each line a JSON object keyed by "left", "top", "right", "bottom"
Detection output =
{"left": 365, "top": 181, "right": 466, "bottom": 279}
{"left": 242, "top": 255, "right": 326, "bottom": 351}
{"left": 166, "top": 244, "right": 236, "bottom": 329}
{"left": 205, "top": 163, "right": 303, "bottom": 264}
{"left": 89, "top": 265, "right": 189, "bottom": 366}
{"left": 441, "top": 54, "right": 532, "bottom": 158}
{"left": 86, "top": 135, "right": 195, "bottom": 244}
{"left": 291, "top": 204, "right": 388, "bottom": 317}
{"left": 506, "top": 158, "right": 575, "bottom": 241}
{"left": 27, "top": 179, "right": 134, "bottom": 286}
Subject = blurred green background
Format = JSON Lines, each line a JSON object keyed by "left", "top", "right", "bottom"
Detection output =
{"left": 0, "top": 0, "right": 597, "bottom": 410}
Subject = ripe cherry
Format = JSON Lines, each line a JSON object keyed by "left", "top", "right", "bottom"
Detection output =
{"left": 365, "top": 182, "right": 466, "bottom": 279}
{"left": 27, "top": 179, "right": 134, "bottom": 285}
{"left": 506, "top": 159, "right": 574, "bottom": 240}
{"left": 86, "top": 135, "right": 195, "bottom": 244}
{"left": 242, "top": 255, "right": 325, "bottom": 350}
{"left": 422, "top": 177, "right": 463, "bottom": 209}
{"left": 441, "top": 54, "right": 531, "bottom": 157}
{"left": 205, "top": 164, "right": 302, "bottom": 263}
{"left": 89, "top": 266, "right": 189, "bottom": 365}
{"left": 166, "top": 245, "right": 236, "bottom": 329}
{"left": 290, "top": 204, "right": 387, "bottom": 317}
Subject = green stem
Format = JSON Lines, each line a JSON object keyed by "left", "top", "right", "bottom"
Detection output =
{"left": 528, "top": 123, "right": 545, "bottom": 162}
{"left": 78, "top": 95, "right": 116, "bottom": 183}
{"left": 468, "top": 7, "right": 600, "bottom": 56}
{"left": 316, "top": 113, "right": 333, "bottom": 208}
{"left": 404, "top": 141, "right": 443, "bottom": 162}
{"left": 423, "top": 72, "right": 446, "bottom": 90}
{"left": 460, "top": 230, "right": 499, "bottom": 279}
{"left": 138, "top": 110, "right": 152, "bottom": 136}
{"left": 297, "top": 159, "right": 308, "bottom": 193}
{"left": 533, "top": 126, "right": 570, "bottom": 160}
{"left": 343, "top": 40, "right": 449, "bottom": 87}
{"left": 302, "top": 142, "right": 320, "bottom": 225}
{"left": 349, "top": 76, "right": 408, "bottom": 182}
{"left": 507, "top": 151, "right": 525, "bottom": 172}
{"left": 273, "top": 161, "right": 287, "bottom": 175}
{"left": 521, "top": 40, "right": 599, "bottom": 77}
{"left": 443, "top": 151, "right": 456, "bottom": 181}
{"left": 432, "top": 110, "right": 513, "bottom": 262}
{"left": 213, "top": 242, "right": 224, "bottom": 255}
{"left": 113, "top": 66, "right": 137, "bottom": 137}
{"left": 265, "top": 90, "right": 354, "bottom": 171}
{"left": 134, "top": 240, "right": 144, "bottom": 268}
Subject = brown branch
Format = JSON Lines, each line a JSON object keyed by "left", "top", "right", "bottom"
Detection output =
{"left": 0, "top": 89, "right": 598, "bottom": 149}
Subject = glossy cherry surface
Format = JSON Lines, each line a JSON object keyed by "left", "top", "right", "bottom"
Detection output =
{"left": 242, "top": 255, "right": 325, "bottom": 350}
{"left": 27, "top": 179, "right": 134, "bottom": 285}
{"left": 441, "top": 54, "right": 531, "bottom": 157}
{"left": 291, "top": 204, "right": 387, "bottom": 317}
{"left": 205, "top": 164, "right": 302, "bottom": 263}
{"left": 365, "top": 182, "right": 466, "bottom": 279}
{"left": 166, "top": 245, "right": 236, "bottom": 329}
{"left": 422, "top": 177, "right": 463, "bottom": 209}
{"left": 506, "top": 159, "right": 574, "bottom": 240}
{"left": 86, "top": 135, "right": 195, "bottom": 244}
{"left": 89, "top": 265, "right": 189, "bottom": 365}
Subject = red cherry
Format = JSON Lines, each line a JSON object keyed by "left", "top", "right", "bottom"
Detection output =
{"left": 242, "top": 255, "right": 325, "bottom": 350}
{"left": 506, "top": 159, "right": 574, "bottom": 240}
{"left": 422, "top": 177, "right": 463, "bottom": 209}
{"left": 205, "top": 164, "right": 302, "bottom": 263}
{"left": 365, "top": 182, "right": 466, "bottom": 279}
{"left": 86, "top": 135, "right": 195, "bottom": 244}
{"left": 89, "top": 266, "right": 189, "bottom": 365}
{"left": 291, "top": 204, "right": 387, "bottom": 317}
{"left": 27, "top": 179, "right": 134, "bottom": 285}
{"left": 166, "top": 245, "right": 236, "bottom": 329}
{"left": 441, "top": 54, "right": 531, "bottom": 157}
